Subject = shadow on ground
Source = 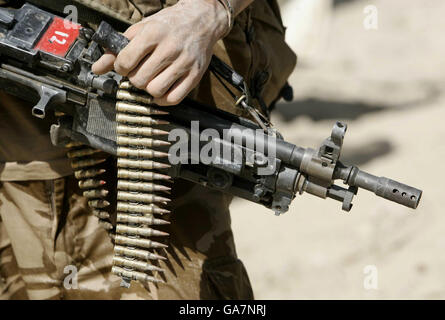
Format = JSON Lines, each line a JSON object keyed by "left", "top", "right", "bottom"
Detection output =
{"left": 274, "top": 99, "right": 387, "bottom": 122}
{"left": 273, "top": 84, "right": 441, "bottom": 122}
{"left": 333, "top": 0, "right": 361, "bottom": 7}
{"left": 340, "top": 139, "right": 392, "bottom": 166}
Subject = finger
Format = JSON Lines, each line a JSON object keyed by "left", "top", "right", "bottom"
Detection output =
{"left": 145, "top": 61, "right": 190, "bottom": 99}
{"left": 92, "top": 25, "right": 141, "bottom": 75}
{"left": 114, "top": 25, "right": 157, "bottom": 76}
{"left": 92, "top": 51, "right": 116, "bottom": 75}
{"left": 154, "top": 72, "right": 199, "bottom": 106}
{"left": 123, "top": 22, "right": 143, "bottom": 39}
{"left": 127, "top": 47, "right": 181, "bottom": 89}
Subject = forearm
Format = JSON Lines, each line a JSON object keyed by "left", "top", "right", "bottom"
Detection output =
{"left": 185, "top": 0, "right": 254, "bottom": 39}
{"left": 215, "top": 0, "right": 255, "bottom": 36}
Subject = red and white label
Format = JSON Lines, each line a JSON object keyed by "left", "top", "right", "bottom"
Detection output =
{"left": 35, "top": 17, "right": 80, "bottom": 57}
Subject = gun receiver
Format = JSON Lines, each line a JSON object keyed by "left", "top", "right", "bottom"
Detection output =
{"left": 0, "top": 2, "right": 422, "bottom": 215}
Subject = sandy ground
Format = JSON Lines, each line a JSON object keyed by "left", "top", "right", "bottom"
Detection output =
{"left": 230, "top": 0, "right": 445, "bottom": 299}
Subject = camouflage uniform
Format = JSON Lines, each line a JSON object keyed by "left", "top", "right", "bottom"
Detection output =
{"left": 0, "top": 0, "right": 296, "bottom": 299}
{"left": 0, "top": 216, "right": 28, "bottom": 299}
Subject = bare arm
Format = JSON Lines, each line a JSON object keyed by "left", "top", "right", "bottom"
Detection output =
{"left": 92, "top": 0, "right": 254, "bottom": 106}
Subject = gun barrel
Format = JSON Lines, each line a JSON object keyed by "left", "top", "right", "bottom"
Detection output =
{"left": 345, "top": 167, "right": 422, "bottom": 209}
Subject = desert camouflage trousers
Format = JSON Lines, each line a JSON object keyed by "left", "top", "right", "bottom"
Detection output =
{"left": 0, "top": 176, "right": 253, "bottom": 300}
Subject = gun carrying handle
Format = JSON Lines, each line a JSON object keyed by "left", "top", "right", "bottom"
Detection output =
{"left": 92, "top": 22, "right": 246, "bottom": 92}
{"left": 92, "top": 21, "right": 129, "bottom": 55}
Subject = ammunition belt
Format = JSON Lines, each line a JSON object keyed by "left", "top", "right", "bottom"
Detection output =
{"left": 67, "top": 81, "right": 172, "bottom": 287}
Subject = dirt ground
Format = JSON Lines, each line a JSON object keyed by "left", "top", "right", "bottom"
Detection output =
{"left": 230, "top": 0, "right": 445, "bottom": 299}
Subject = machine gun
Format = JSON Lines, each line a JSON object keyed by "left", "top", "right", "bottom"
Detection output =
{"left": 0, "top": 3, "right": 422, "bottom": 287}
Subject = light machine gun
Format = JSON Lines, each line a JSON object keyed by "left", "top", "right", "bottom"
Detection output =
{"left": 0, "top": 3, "right": 422, "bottom": 287}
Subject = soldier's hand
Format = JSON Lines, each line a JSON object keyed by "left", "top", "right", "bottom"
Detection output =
{"left": 92, "top": 0, "right": 228, "bottom": 106}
